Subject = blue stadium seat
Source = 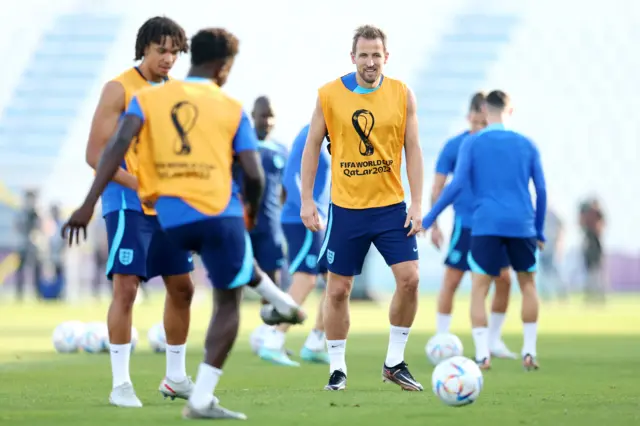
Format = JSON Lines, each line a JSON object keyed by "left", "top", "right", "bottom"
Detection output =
{"left": 0, "top": 14, "right": 122, "bottom": 195}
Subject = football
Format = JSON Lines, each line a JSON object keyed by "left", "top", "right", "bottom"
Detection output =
{"left": 52, "top": 321, "right": 85, "bottom": 353}
{"left": 147, "top": 323, "right": 166, "bottom": 353}
{"left": 425, "top": 332, "right": 464, "bottom": 365}
{"left": 432, "top": 356, "right": 483, "bottom": 407}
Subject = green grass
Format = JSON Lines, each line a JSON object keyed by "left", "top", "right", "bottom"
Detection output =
{"left": 0, "top": 295, "right": 639, "bottom": 425}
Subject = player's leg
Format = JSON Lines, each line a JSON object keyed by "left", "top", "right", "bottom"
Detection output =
{"left": 506, "top": 237, "right": 540, "bottom": 370}
{"left": 489, "top": 264, "right": 517, "bottom": 359}
{"left": 173, "top": 218, "right": 248, "bottom": 420}
{"left": 300, "top": 283, "right": 328, "bottom": 362}
{"left": 436, "top": 222, "right": 471, "bottom": 333}
{"left": 320, "top": 205, "right": 369, "bottom": 390}
{"left": 468, "top": 236, "right": 504, "bottom": 369}
{"left": 249, "top": 232, "right": 285, "bottom": 359}
{"left": 260, "top": 224, "right": 328, "bottom": 365}
{"left": 15, "top": 248, "right": 27, "bottom": 301}
{"left": 146, "top": 223, "right": 196, "bottom": 400}
{"left": 104, "top": 210, "right": 152, "bottom": 407}
{"left": 245, "top": 260, "right": 306, "bottom": 325}
{"left": 372, "top": 203, "right": 422, "bottom": 391}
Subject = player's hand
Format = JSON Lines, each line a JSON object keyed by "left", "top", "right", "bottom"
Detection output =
{"left": 61, "top": 203, "right": 94, "bottom": 246}
{"left": 244, "top": 205, "right": 258, "bottom": 231}
{"left": 537, "top": 240, "right": 545, "bottom": 251}
{"left": 404, "top": 203, "right": 423, "bottom": 237}
{"left": 301, "top": 199, "right": 321, "bottom": 232}
{"left": 430, "top": 225, "right": 443, "bottom": 250}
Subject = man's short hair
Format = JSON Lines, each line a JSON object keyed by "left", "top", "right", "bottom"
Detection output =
{"left": 352, "top": 25, "right": 387, "bottom": 53}
{"left": 469, "top": 91, "right": 486, "bottom": 113}
{"left": 485, "top": 90, "right": 511, "bottom": 110}
{"left": 190, "top": 28, "right": 239, "bottom": 66}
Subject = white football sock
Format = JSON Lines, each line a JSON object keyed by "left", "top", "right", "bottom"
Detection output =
{"left": 385, "top": 325, "right": 410, "bottom": 367}
{"left": 436, "top": 313, "right": 452, "bottom": 334}
{"left": 189, "top": 363, "right": 222, "bottom": 409}
{"left": 471, "top": 327, "right": 490, "bottom": 361}
{"left": 304, "top": 329, "right": 326, "bottom": 351}
{"left": 262, "top": 328, "right": 286, "bottom": 351}
{"left": 110, "top": 343, "right": 132, "bottom": 388}
{"left": 488, "top": 312, "right": 506, "bottom": 346}
{"left": 326, "top": 339, "right": 347, "bottom": 375}
{"left": 522, "top": 322, "right": 538, "bottom": 357}
{"left": 166, "top": 343, "right": 187, "bottom": 382}
{"left": 253, "top": 274, "right": 296, "bottom": 316}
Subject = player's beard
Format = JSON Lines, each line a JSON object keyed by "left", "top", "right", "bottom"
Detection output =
{"left": 359, "top": 67, "right": 379, "bottom": 85}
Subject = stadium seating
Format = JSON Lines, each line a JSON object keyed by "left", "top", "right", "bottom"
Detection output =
{"left": 0, "top": 0, "right": 639, "bottom": 292}
{"left": 0, "top": 14, "right": 121, "bottom": 197}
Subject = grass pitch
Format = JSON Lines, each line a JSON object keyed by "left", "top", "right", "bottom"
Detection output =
{"left": 0, "top": 294, "right": 638, "bottom": 425}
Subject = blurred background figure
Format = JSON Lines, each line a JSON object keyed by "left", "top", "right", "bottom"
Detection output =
{"left": 89, "top": 203, "right": 110, "bottom": 300}
{"left": 14, "top": 190, "right": 42, "bottom": 301}
{"left": 48, "top": 204, "right": 65, "bottom": 284}
{"left": 538, "top": 205, "right": 567, "bottom": 302}
{"left": 579, "top": 198, "right": 606, "bottom": 304}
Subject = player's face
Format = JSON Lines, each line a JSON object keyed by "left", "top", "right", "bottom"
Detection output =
{"left": 468, "top": 110, "right": 487, "bottom": 132}
{"left": 144, "top": 37, "right": 181, "bottom": 78}
{"left": 252, "top": 104, "right": 275, "bottom": 141}
{"left": 351, "top": 37, "right": 388, "bottom": 85}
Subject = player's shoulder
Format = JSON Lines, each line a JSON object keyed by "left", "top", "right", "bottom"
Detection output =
{"left": 504, "top": 130, "right": 538, "bottom": 149}
{"left": 447, "top": 130, "right": 470, "bottom": 145}
{"left": 319, "top": 76, "right": 344, "bottom": 92}
{"left": 110, "top": 67, "right": 137, "bottom": 84}
{"left": 381, "top": 74, "right": 407, "bottom": 89}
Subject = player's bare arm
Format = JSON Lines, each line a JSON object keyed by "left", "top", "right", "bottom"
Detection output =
{"left": 429, "top": 173, "right": 447, "bottom": 247}
{"left": 86, "top": 81, "right": 139, "bottom": 190}
{"left": 300, "top": 96, "right": 327, "bottom": 232}
{"left": 237, "top": 150, "right": 266, "bottom": 227}
{"left": 404, "top": 87, "right": 424, "bottom": 236}
{"left": 63, "top": 115, "right": 142, "bottom": 245}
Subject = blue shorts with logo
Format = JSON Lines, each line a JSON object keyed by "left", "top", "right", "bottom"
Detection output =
{"left": 104, "top": 210, "right": 193, "bottom": 281}
{"left": 164, "top": 217, "right": 254, "bottom": 290}
{"left": 319, "top": 202, "right": 418, "bottom": 276}
{"left": 282, "top": 223, "right": 327, "bottom": 275}
{"left": 250, "top": 231, "right": 285, "bottom": 273}
{"left": 445, "top": 219, "right": 510, "bottom": 272}
{"left": 469, "top": 236, "right": 538, "bottom": 277}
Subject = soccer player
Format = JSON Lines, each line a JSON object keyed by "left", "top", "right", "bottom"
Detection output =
{"left": 430, "top": 92, "right": 516, "bottom": 359}
{"left": 258, "top": 123, "right": 331, "bottom": 366}
{"left": 84, "top": 16, "right": 194, "bottom": 407}
{"left": 300, "top": 25, "right": 425, "bottom": 391}
{"left": 422, "top": 90, "right": 546, "bottom": 371}
{"left": 63, "top": 28, "right": 305, "bottom": 419}
{"left": 246, "top": 95, "right": 289, "bottom": 347}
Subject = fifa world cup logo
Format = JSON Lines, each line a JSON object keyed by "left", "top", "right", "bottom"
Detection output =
{"left": 171, "top": 101, "right": 199, "bottom": 155}
{"left": 352, "top": 109, "right": 375, "bottom": 156}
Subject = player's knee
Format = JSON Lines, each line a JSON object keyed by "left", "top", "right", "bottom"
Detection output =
{"left": 112, "top": 274, "right": 139, "bottom": 308}
{"left": 394, "top": 265, "right": 419, "bottom": 295}
{"left": 165, "top": 274, "right": 195, "bottom": 306}
{"left": 442, "top": 268, "right": 463, "bottom": 294}
{"left": 326, "top": 275, "right": 352, "bottom": 302}
{"left": 516, "top": 272, "right": 536, "bottom": 292}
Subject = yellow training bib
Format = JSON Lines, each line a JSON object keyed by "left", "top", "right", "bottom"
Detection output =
{"left": 133, "top": 79, "right": 243, "bottom": 216}
{"left": 319, "top": 75, "right": 407, "bottom": 209}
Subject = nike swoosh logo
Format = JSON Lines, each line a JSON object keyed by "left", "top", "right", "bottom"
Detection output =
{"left": 188, "top": 257, "right": 193, "bottom": 263}
{"left": 170, "top": 350, "right": 180, "bottom": 354}
{"left": 413, "top": 247, "right": 418, "bottom": 252}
